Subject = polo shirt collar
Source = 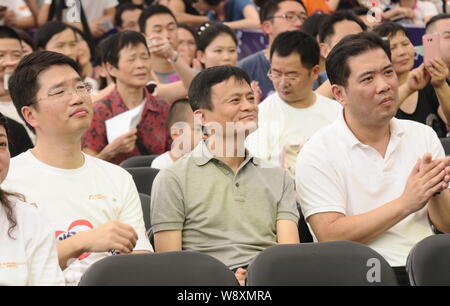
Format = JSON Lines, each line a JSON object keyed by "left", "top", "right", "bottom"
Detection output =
{"left": 192, "top": 140, "right": 258, "bottom": 167}
{"left": 336, "top": 109, "right": 406, "bottom": 149}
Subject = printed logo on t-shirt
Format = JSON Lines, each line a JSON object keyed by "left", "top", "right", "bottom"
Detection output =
{"left": 88, "top": 194, "right": 117, "bottom": 202}
{"left": 0, "top": 262, "right": 26, "bottom": 269}
{"left": 55, "top": 219, "right": 94, "bottom": 260}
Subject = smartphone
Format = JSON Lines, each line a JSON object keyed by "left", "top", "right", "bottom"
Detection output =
{"left": 422, "top": 33, "right": 441, "bottom": 66}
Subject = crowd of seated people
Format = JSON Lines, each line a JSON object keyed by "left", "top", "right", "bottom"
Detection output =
{"left": 0, "top": 0, "right": 450, "bottom": 286}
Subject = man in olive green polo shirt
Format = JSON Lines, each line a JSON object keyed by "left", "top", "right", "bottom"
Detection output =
{"left": 151, "top": 66, "right": 300, "bottom": 285}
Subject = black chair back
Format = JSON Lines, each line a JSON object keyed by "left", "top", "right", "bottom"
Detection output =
{"left": 247, "top": 241, "right": 398, "bottom": 286}
{"left": 407, "top": 234, "right": 450, "bottom": 286}
{"left": 124, "top": 167, "right": 159, "bottom": 196}
{"left": 79, "top": 252, "right": 240, "bottom": 286}
{"left": 120, "top": 155, "right": 160, "bottom": 168}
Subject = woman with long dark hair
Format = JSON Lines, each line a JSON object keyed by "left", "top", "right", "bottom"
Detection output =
{"left": 0, "top": 112, "right": 64, "bottom": 285}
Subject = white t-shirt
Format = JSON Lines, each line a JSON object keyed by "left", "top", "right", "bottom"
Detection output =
{"left": 1, "top": 0, "right": 32, "bottom": 18}
{"left": 392, "top": 1, "right": 438, "bottom": 24}
{"left": 151, "top": 151, "right": 174, "bottom": 169}
{"left": 296, "top": 111, "right": 442, "bottom": 267}
{"left": 0, "top": 197, "right": 64, "bottom": 286}
{"left": 2, "top": 151, "right": 152, "bottom": 285}
{"left": 0, "top": 101, "right": 35, "bottom": 143}
{"left": 246, "top": 92, "right": 341, "bottom": 175}
{"left": 56, "top": 0, "right": 118, "bottom": 22}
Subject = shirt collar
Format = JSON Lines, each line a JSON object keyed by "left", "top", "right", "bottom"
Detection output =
{"left": 110, "top": 87, "right": 162, "bottom": 113}
{"left": 192, "top": 140, "right": 258, "bottom": 167}
{"left": 336, "top": 109, "right": 405, "bottom": 149}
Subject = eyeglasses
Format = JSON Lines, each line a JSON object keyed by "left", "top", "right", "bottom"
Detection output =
{"left": 37, "top": 82, "right": 93, "bottom": 102}
{"left": 268, "top": 13, "right": 307, "bottom": 23}
{"left": 267, "top": 70, "right": 301, "bottom": 83}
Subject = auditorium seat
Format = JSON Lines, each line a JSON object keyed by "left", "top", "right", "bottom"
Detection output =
{"left": 246, "top": 241, "right": 398, "bottom": 286}
{"left": 124, "top": 167, "right": 159, "bottom": 196}
{"left": 79, "top": 251, "right": 240, "bottom": 286}
{"left": 407, "top": 234, "right": 450, "bottom": 286}
{"left": 120, "top": 154, "right": 160, "bottom": 168}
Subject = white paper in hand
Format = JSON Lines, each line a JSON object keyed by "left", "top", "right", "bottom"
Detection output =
{"left": 105, "top": 102, "right": 145, "bottom": 143}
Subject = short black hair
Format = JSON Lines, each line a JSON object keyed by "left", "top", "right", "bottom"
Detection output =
{"left": 319, "top": 10, "right": 367, "bottom": 43}
{"left": 372, "top": 22, "right": 408, "bottom": 39}
{"left": 168, "top": 99, "right": 193, "bottom": 128}
{"left": 0, "top": 26, "right": 22, "bottom": 42}
{"left": 12, "top": 27, "right": 35, "bottom": 51}
{"left": 300, "top": 13, "right": 327, "bottom": 40}
{"left": 104, "top": 30, "right": 149, "bottom": 68}
{"left": 204, "top": 0, "right": 222, "bottom": 6}
{"left": 352, "top": 6, "right": 369, "bottom": 16}
{"left": 139, "top": 4, "right": 177, "bottom": 34}
{"left": 34, "top": 21, "right": 76, "bottom": 50}
{"left": 188, "top": 66, "right": 251, "bottom": 111}
{"left": 259, "top": 0, "right": 306, "bottom": 23}
{"left": 115, "top": 3, "right": 143, "bottom": 28}
{"left": 178, "top": 23, "right": 199, "bottom": 44}
{"left": 197, "top": 22, "right": 237, "bottom": 52}
{"left": 94, "top": 35, "right": 114, "bottom": 67}
{"left": 326, "top": 31, "right": 391, "bottom": 87}
{"left": 270, "top": 30, "right": 320, "bottom": 69}
{"left": 8, "top": 51, "right": 82, "bottom": 132}
{"left": 426, "top": 13, "right": 450, "bottom": 33}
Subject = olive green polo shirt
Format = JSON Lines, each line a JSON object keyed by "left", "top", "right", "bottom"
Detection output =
{"left": 151, "top": 141, "right": 299, "bottom": 269}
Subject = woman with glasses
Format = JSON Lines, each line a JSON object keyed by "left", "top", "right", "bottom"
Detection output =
{"left": 0, "top": 112, "right": 64, "bottom": 286}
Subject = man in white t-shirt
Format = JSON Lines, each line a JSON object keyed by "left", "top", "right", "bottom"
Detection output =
{"left": 0, "top": 26, "right": 35, "bottom": 142}
{"left": 3, "top": 51, "right": 152, "bottom": 286}
{"left": 296, "top": 32, "right": 450, "bottom": 285}
{"left": 151, "top": 99, "right": 202, "bottom": 169}
{"left": 246, "top": 30, "right": 341, "bottom": 176}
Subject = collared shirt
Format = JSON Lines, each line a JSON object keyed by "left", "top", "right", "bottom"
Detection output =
{"left": 151, "top": 141, "right": 299, "bottom": 270}
{"left": 296, "top": 110, "right": 444, "bottom": 266}
{"left": 82, "top": 87, "right": 171, "bottom": 165}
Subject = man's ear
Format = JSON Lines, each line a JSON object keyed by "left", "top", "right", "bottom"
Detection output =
{"left": 261, "top": 20, "right": 272, "bottom": 36}
{"left": 320, "top": 42, "right": 330, "bottom": 60}
{"left": 21, "top": 106, "right": 38, "bottom": 130}
{"left": 193, "top": 109, "right": 205, "bottom": 126}
{"left": 310, "top": 65, "right": 321, "bottom": 81}
{"left": 105, "top": 62, "right": 118, "bottom": 79}
{"left": 331, "top": 84, "right": 347, "bottom": 106}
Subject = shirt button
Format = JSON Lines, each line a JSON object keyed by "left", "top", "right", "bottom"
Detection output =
{"left": 235, "top": 182, "right": 239, "bottom": 187}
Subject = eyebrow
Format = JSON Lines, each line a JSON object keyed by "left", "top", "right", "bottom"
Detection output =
{"left": 48, "top": 76, "right": 83, "bottom": 92}
{"left": 357, "top": 64, "right": 393, "bottom": 79}
{"left": 271, "top": 68, "right": 298, "bottom": 74}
